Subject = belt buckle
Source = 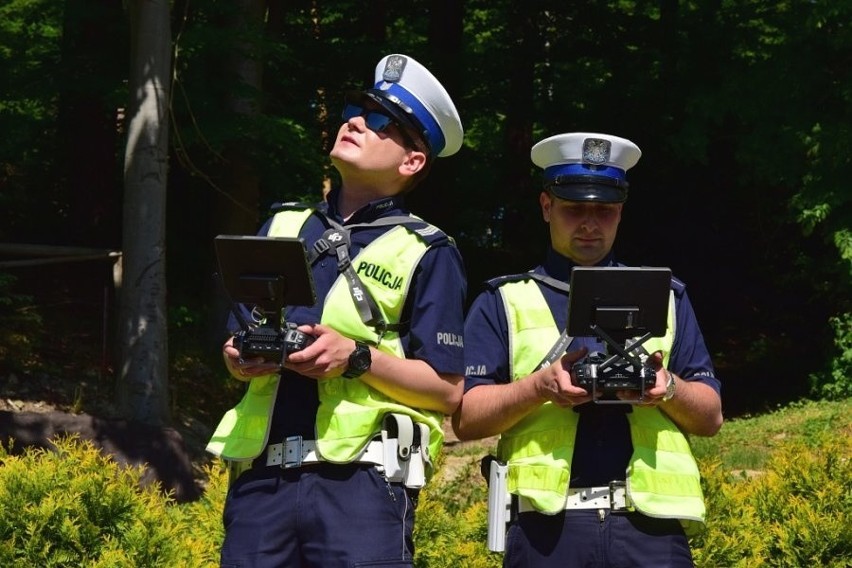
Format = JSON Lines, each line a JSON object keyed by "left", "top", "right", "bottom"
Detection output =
{"left": 283, "top": 435, "right": 303, "bottom": 469}
{"left": 608, "top": 481, "right": 632, "bottom": 512}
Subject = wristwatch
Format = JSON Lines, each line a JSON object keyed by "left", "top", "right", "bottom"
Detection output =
{"left": 342, "top": 341, "right": 372, "bottom": 379}
{"left": 662, "top": 370, "right": 677, "bottom": 402}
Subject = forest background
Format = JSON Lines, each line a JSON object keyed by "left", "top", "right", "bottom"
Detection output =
{"left": 1, "top": 0, "right": 851, "bottom": 432}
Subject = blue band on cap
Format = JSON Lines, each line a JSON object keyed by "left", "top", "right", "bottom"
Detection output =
{"left": 544, "top": 163, "right": 626, "bottom": 183}
{"left": 378, "top": 82, "right": 445, "bottom": 155}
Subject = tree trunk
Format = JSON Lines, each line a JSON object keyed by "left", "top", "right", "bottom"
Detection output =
{"left": 117, "top": 0, "right": 172, "bottom": 427}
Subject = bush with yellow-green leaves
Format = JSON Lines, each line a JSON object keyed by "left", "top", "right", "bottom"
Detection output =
{"left": 0, "top": 436, "right": 226, "bottom": 567}
{"left": 0, "top": 424, "right": 849, "bottom": 567}
{"left": 691, "top": 432, "right": 852, "bottom": 567}
{"left": 414, "top": 429, "right": 852, "bottom": 567}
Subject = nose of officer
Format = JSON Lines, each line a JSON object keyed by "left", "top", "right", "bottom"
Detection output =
{"left": 577, "top": 206, "right": 599, "bottom": 232}
{"left": 345, "top": 113, "right": 366, "bottom": 130}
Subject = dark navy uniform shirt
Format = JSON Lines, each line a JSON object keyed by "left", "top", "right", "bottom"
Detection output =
{"left": 230, "top": 187, "right": 467, "bottom": 443}
{"left": 463, "top": 247, "right": 720, "bottom": 487}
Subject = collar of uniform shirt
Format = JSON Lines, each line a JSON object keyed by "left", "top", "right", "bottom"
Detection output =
{"left": 542, "top": 247, "right": 616, "bottom": 282}
{"left": 325, "top": 186, "right": 407, "bottom": 224}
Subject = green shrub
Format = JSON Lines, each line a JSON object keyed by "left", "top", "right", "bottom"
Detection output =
{"left": 811, "top": 312, "right": 852, "bottom": 400}
{"left": 692, "top": 433, "right": 852, "bottom": 567}
{"left": 0, "top": 436, "right": 225, "bottom": 567}
{"left": 2, "top": 409, "right": 850, "bottom": 568}
{"left": 414, "top": 489, "right": 495, "bottom": 568}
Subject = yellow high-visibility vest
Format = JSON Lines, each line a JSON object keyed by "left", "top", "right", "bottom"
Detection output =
{"left": 207, "top": 207, "right": 446, "bottom": 479}
{"left": 495, "top": 277, "right": 705, "bottom": 535}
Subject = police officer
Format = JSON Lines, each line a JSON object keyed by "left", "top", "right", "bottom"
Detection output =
{"left": 208, "top": 54, "right": 466, "bottom": 568}
{"left": 453, "top": 132, "right": 723, "bottom": 567}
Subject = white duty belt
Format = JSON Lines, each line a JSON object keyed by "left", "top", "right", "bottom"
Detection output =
{"left": 265, "top": 436, "right": 384, "bottom": 468}
{"left": 263, "top": 414, "right": 431, "bottom": 489}
{"left": 518, "top": 482, "right": 634, "bottom": 513}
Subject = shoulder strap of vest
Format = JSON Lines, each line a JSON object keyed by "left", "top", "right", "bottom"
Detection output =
{"left": 487, "top": 271, "right": 570, "bottom": 294}
{"left": 266, "top": 205, "right": 396, "bottom": 336}
{"left": 491, "top": 272, "right": 574, "bottom": 371}
{"left": 345, "top": 215, "right": 451, "bottom": 247}
{"left": 308, "top": 210, "right": 444, "bottom": 339}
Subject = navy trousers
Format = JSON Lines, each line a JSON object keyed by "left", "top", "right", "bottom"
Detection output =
{"left": 504, "top": 510, "right": 695, "bottom": 568}
{"left": 220, "top": 463, "right": 415, "bottom": 568}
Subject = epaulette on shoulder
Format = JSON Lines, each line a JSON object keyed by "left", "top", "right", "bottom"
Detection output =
{"left": 268, "top": 201, "right": 314, "bottom": 215}
{"left": 484, "top": 272, "right": 535, "bottom": 291}
{"left": 399, "top": 219, "right": 451, "bottom": 247}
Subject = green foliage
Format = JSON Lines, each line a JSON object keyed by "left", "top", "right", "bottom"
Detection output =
{"left": 1, "top": 402, "right": 851, "bottom": 566}
{"left": 170, "top": 0, "right": 333, "bottom": 208}
{"left": 0, "top": 0, "right": 64, "bottom": 240}
{"left": 1, "top": 0, "right": 850, "bottom": 420}
{"left": 691, "top": 434, "right": 852, "bottom": 568}
{"left": 414, "top": 491, "right": 495, "bottom": 568}
{"left": 0, "top": 436, "right": 224, "bottom": 568}
{"left": 690, "top": 398, "right": 852, "bottom": 470}
{"left": 427, "top": 452, "right": 490, "bottom": 516}
{"left": 413, "top": 448, "right": 497, "bottom": 566}
{"left": 810, "top": 313, "right": 852, "bottom": 400}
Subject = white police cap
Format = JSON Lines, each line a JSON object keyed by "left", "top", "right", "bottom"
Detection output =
{"left": 530, "top": 132, "right": 642, "bottom": 202}
{"left": 352, "top": 54, "right": 463, "bottom": 158}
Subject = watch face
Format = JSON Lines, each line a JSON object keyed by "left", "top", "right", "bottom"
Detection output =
{"left": 352, "top": 349, "right": 370, "bottom": 370}
{"left": 663, "top": 372, "right": 676, "bottom": 401}
{"left": 343, "top": 342, "right": 371, "bottom": 378}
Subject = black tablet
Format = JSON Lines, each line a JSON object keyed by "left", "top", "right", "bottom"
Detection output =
{"left": 566, "top": 266, "right": 671, "bottom": 338}
{"left": 214, "top": 235, "right": 317, "bottom": 311}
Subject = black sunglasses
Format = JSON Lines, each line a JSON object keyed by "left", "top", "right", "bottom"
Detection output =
{"left": 342, "top": 103, "right": 401, "bottom": 132}
{"left": 341, "top": 103, "right": 417, "bottom": 147}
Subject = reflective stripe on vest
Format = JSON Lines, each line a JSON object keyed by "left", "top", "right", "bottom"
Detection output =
{"left": 495, "top": 278, "right": 705, "bottom": 533}
{"left": 207, "top": 208, "right": 444, "bottom": 478}
{"left": 627, "top": 407, "right": 705, "bottom": 535}
{"left": 496, "top": 279, "right": 579, "bottom": 511}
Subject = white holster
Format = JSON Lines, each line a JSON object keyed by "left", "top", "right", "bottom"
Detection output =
{"left": 381, "top": 413, "right": 431, "bottom": 489}
{"left": 485, "top": 456, "right": 511, "bottom": 552}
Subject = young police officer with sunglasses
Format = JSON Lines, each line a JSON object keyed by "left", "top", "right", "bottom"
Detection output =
{"left": 208, "top": 54, "right": 466, "bottom": 567}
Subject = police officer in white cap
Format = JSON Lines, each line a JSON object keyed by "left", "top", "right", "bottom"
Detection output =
{"left": 454, "top": 133, "right": 723, "bottom": 567}
{"left": 213, "top": 54, "right": 466, "bottom": 567}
